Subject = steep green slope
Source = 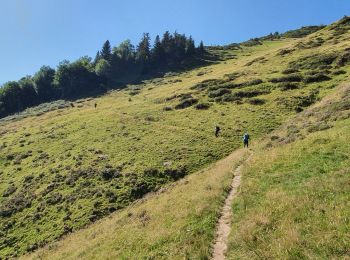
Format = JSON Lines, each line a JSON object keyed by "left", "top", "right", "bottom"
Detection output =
{"left": 23, "top": 83, "right": 349, "bottom": 260}
{"left": 1, "top": 17, "right": 350, "bottom": 258}
{"left": 0, "top": 41, "right": 294, "bottom": 258}
{"left": 228, "top": 83, "right": 350, "bottom": 259}
{"left": 22, "top": 149, "right": 249, "bottom": 260}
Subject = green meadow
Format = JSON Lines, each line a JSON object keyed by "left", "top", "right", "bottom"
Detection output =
{"left": 0, "top": 17, "right": 349, "bottom": 258}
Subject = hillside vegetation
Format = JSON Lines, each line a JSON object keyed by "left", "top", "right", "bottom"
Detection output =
{"left": 23, "top": 81, "right": 350, "bottom": 259}
{"left": 22, "top": 149, "right": 249, "bottom": 260}
{"left": 0, "top": 32, "right": 205, "bottom": 118}
{"left": 1, "top": 17, "right": 350, "bottom": 258}
{"left": 228, "top": 83, "right": 350, "bottom": 259}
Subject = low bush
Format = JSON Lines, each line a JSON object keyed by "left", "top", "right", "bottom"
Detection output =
{"left": 241, "top": 79, "right": 263, "bottom": 86}
{"left": 269, "top": 74, "right": 303, "bottom": 83}
{"left": 164, "top": 94, "right": 178, "bottom": 101}
{"left": 168, "top": 79, "right": 182, "bottom": 83}
{"left": 0, "top": 192, "right": 32, "bottom": 217}
{"left": 100, "top": 168, "right": 121, "bottom": 180}
{"left": 245, "top": 57, "right": 266, "bottom": 66}
{"left": 3, "top": 184, "right": 17, "bottom": 197}
{"left": 194, "top": 103, "right": 211, "bottom": 110}
{"left": 174, "top": 98, "right": 198, "bottom": 109}
{"left": 333, "top": 27, "right": 348, "bottom": 36}
{"left": 232, "top": 89, "right": 270, "bottom": 98}
{"left": 297, "top": 90, "right": 319, "bottom": 108}
{"left": 248, "top": 98, "right": 266, "bottom": 105}
{"left": 304, "top": 38, "right": 324, "bottom": 48}
{"left": 208, "top": 88, "right": 231, "bottom": 98}
{"left": 335, "top": 51, "right": 350, "bottom": 67}
{"left": 164, "top": 167, "right": 187, "bottom": 180}
{"left": 305, "top": 69, "right": 331, "bottom": 76}
{"left": 45, "top": 192, "right": 63, "bottom": 205}
{"left": 241, "top": 38, "right": 262, "bottom": 47}
{"left": 282, "top": 68, "right": 299, "bottom": 74}
{"left": 278, "top": 48, "right": 294, "bottom": 56}
{"left": 277, "top": 82, "right": 300, "bottom": 91}
{"left": 289, "top": 53, "right": 338, "bottom": 70}
{"left": 165, "top": 93, "right": 192, "bottom": 102}
{"left": 190, "top": 78, "right": 227, "bottom": 90}
{"left": 332, "top": 69, "right": 347, "bottom": 76}
{"left": 178, "top": 93, "right": 193, "bottom": 100}
{"left": 216, "top": 94, "right": 242, "bottom": 103}
{"left": 307, "top": 122, "right": 333, "bottom": 133}
{"left": 303, "top": 74, "right": 331, "bottom": 83}
{"left": 129, "top": 90, "right": 140, "bottom": 96}
{"left": 224, "top": 72, "right": 240, "bottom": 81}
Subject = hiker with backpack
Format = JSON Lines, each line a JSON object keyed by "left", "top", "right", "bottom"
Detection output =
{"left": 215, "top": 125, "right": 221, "bottom": 137}
{"left": 243, "top": 132, "right": 250, "bottom": 148}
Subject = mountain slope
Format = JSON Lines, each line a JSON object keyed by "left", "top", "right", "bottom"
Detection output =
{"left": 1, "top": 16, "right": 350, "bottom": 258}
{"left": 22, "top": 148, "right": 249, "bottom": 259}
{"left": 228, "top": 83, "right": 350, "bottom": 259}
{"left": 0, "top": 38, "right": 297, "bottom": 258}
{"left": 23, "top": 82, "right": 349, "bottom": 260}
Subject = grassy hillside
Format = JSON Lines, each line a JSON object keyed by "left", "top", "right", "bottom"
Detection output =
{"left": 22, "top": 149, "right": 249, "bottom": 260}
{"left": 1, "top": 17, "right": 350, "bottom": 258}
{"left": 228, "top": 83, "right": 350, "bottom": 259}
{"left": 23, "top": 84, "right": 350, "bottom": 259}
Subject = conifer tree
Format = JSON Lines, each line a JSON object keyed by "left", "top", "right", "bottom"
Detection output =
{"left": 101, "top": 40, "right": 112, "bottom": 61}
{"left": 161, "top": 31, "right": 172, "bottom": 55}
{"left": 152, "top": 35, "right": 164, "bottom": 64}
{"left": 137, "top": 33, "right": 151, "bottom": 62}
{"left": 198, "top": 40, "right": 205, "bottom": 53}
{"left": 173, "top": 32, "right": 187, "bottom": 61}
{"left": 186, "top": 36, "right": 195, "bottom": 56}
{"left": 93, "top": 51, "right": 101, "bottom": 65}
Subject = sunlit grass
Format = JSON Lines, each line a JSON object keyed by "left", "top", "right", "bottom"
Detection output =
{"left": 1, "top": 18, "right": 350, "bottom": 258}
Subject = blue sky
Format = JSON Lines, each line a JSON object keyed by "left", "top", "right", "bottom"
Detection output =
{"left": 0, "top": 0, "right": 349, "bottom": 84}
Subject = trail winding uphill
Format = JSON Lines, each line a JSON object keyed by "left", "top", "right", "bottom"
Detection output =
{"left": 212, "top": 152, "right": 252, "bottom": 260}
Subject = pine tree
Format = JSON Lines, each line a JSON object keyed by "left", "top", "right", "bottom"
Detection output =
{"left": 136, "top": 33, "right": 151, "bottom": 73}
{"left": 161, "top": 31, "right": 173, "bottom": 56}
{"left": 186, "top": 36, "right": 195, "bottom": 56}
{"left": 137, "top": 33, "right": 151, "bottom": 63}
{"left": 198, "top": 40, "right": 205, "bottom": 53}
{"left": 93, "top": 51, "right": 101, "bottom": 65}
{"left": 101, "top": 40, "right": 112, "bottom": 61}
{"left": 173, "top": 32, "right": 187, "bottom": 61}
{"left": 152, "top": 35, "right": 164, "bottom": 65}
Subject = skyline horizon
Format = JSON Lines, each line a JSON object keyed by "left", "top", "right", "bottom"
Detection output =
{"left": 0, "top": 20, "right": 334, "bottom": 86}
{"left": 0, "top": 0, "right": 349, "bottom": 84}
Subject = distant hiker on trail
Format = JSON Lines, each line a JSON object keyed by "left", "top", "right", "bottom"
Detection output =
{"left": 94, "top": 103, "right": 97, "bottom": 109}
{"left": 243, "top": 132, "right": 250, "bottom": 148}
{"left": 215, "top": 126, "right": 221, "bottom": 137}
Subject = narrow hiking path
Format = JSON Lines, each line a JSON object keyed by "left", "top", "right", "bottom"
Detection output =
{"left": 212, "top": 152, "right": 252, "bottom": 260}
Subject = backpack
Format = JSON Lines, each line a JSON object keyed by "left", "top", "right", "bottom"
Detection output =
{"left": 243, "top": 134, "right": 249, "bottom": 142}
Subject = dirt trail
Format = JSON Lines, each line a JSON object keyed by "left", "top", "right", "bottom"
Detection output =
{"left": 212, "top": 152, "right": 252, "bottom": 260}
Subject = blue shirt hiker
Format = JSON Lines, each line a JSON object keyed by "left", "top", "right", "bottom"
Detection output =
{"left": 243, "top": 132, "right": 250, "bottom": 148}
